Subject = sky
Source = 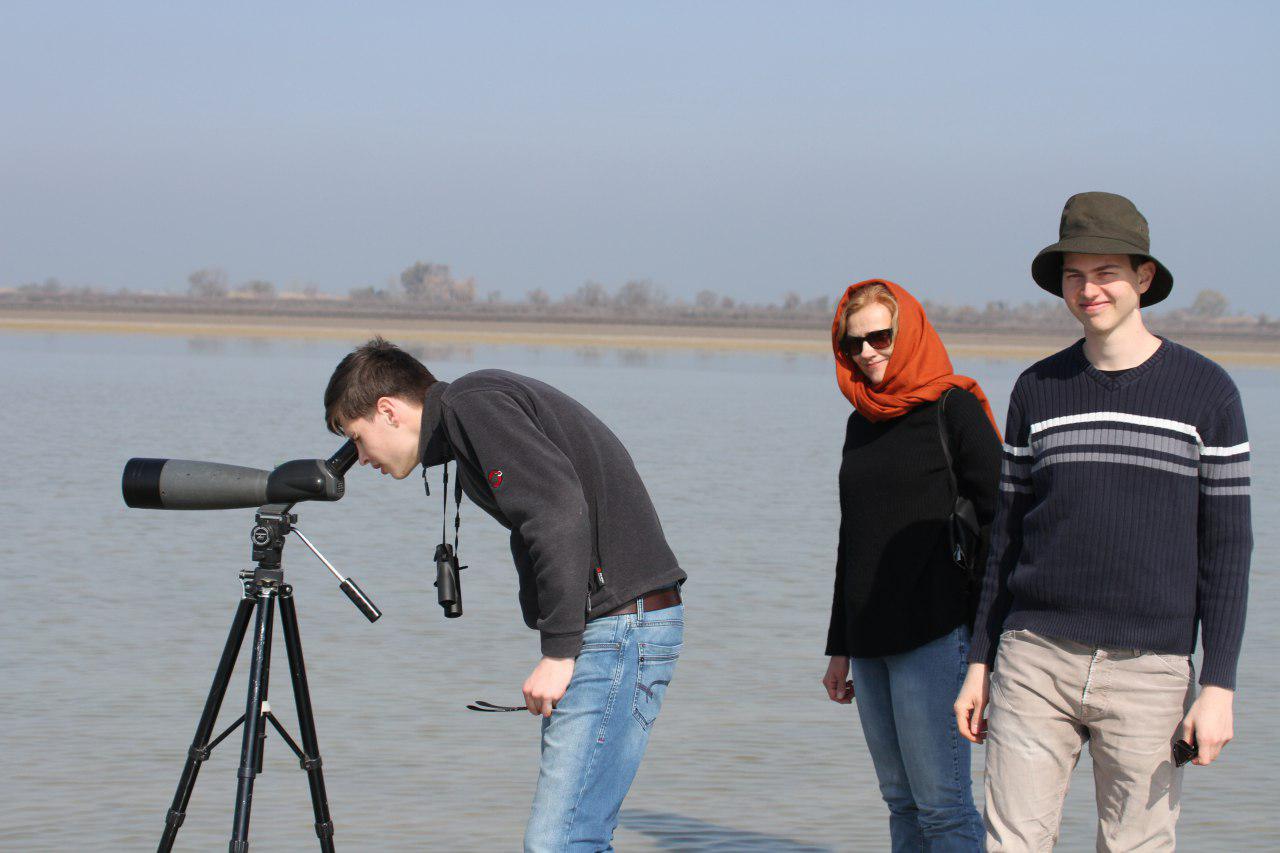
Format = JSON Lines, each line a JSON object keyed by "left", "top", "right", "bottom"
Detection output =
{"left": 3, "top": 1, "right": 1278, "bottom": 313}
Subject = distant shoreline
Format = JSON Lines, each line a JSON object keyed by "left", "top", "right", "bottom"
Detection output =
{"left": 3, "top": 308, "right": 1279, "bottom": 366}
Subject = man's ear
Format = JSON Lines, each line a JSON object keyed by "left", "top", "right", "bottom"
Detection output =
{"left": 375, "top": 396, "right": 399, "bottom": 425}
{"left": 1135, "top": 260, "right": 1156, "bottom": 295}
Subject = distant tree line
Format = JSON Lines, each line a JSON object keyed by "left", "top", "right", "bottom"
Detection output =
{"left": 5, "top": 263, "right": 1276, "bottom": 336}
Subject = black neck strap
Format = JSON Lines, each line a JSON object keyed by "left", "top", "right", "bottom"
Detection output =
{"left": 423, "top": 463, "right": 463, "bottom": 553}
{"left": 442, "top": 463, "right": 462, "bottom": 552}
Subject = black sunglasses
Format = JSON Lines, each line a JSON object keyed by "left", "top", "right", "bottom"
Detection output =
{"left": 845, "top": 327, "right": 894, "bottom": 353}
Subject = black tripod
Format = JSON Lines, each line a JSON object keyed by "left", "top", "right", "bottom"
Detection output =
{"left": 158, "top": 505, "right": 380, "bottom": 853}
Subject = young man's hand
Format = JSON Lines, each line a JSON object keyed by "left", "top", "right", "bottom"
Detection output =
{"left": 1180, "top": 684, "right": 1234, "bottom": 766}
{"left": 822, "top": 656, "right": 854, "bottom": 703}
{"left": 954, "top": 662, "right": 990, "bottom": 744}
{"left": 523, "top": 656, "right": 576, "bottom": 717}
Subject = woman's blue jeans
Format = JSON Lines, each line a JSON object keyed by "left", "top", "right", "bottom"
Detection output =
{"left": 849, "top": 625, "right": 983, "bottom": 853}
{"left": 524, "top": 600, "right": 684, "bottom": 852}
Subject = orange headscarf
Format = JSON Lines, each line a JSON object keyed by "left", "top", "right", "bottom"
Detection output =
{"left": 832, "top": 279, "right": 1000, "bottom": 434}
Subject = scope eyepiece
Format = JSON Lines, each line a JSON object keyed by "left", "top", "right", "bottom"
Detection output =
{"left": 327, "top": 440, "right": 358, "bottom": 476}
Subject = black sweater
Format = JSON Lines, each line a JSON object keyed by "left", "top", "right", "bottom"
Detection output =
{"left": 969, "top": 340, "right": 1251, "bottom": 688}
{"left": 826, "top": 389, "right": 1002, "bottom": 658}
{"left": 419, "top": 370, "right": 686, "bottom": 659}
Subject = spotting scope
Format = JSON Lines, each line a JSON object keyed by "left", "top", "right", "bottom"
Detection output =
{"left": 123, "top": 441, "right": 357, "bottom": 510}
{"left": 131, "top": 438, "right": 380, "bottom": 851}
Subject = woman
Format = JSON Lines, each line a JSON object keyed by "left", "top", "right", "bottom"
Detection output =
{"left": 821, "top": 279, "right": 1001, "bottom": 852}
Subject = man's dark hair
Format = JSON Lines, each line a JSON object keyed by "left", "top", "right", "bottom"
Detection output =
{"left": 324, "top": 337, "right": 437, "bottom": 435}
{"left": 1129, "top": 254, "right": 1154, "bottom": 272}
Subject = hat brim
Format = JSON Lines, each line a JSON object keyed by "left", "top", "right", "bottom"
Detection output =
{"left": 1031, "top": 237, "right": 1173, "bottom": 307}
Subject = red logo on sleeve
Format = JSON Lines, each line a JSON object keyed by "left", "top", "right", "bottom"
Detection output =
{"left": 487, "top": 469, "right": 504, "bottom": 489}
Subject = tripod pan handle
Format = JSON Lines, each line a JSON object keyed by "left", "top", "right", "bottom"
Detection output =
{"left": 340, "top": 578, "right": 382, "bottom": 622}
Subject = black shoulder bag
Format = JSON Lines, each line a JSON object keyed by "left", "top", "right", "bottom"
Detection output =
{"left": 935, "top": 389, "right": 982, "bottom": 576}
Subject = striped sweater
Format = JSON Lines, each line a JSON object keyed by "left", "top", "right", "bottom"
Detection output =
{"left": 969, "top": 338, "right": 1252, "bottom": 688}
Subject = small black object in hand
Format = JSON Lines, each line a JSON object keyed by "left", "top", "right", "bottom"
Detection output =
{"left": 466, "top": 700, "right": 527, "bottom": 713}
{"left": 1172, "top": 738, "right": 1198, "bottom": 767}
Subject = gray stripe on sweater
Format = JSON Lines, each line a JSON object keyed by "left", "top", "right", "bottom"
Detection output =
{"left": 1201, "top": 461, "right": 1251, "bottom": 480}
{"left": 1033, "top": 428, "right": 1198, "bottom": 459}
{"left": 1032, "top": 451, "right": 1198, "bottom": 476}
{"left": 1002, "top": 458, "right": 1032, "bottom": 477}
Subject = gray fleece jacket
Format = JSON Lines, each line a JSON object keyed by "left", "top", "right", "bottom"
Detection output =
{"left": 418, "top": 369, "right": 685, "bottom": 658}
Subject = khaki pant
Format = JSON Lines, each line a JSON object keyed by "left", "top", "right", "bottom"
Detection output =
{"left": 984, "top": 629, "right": 1196, "bottom": 852}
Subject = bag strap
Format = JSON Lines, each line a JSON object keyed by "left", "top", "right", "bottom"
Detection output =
{"left": 935, "top": 388, "right": 958, "bottom": 501}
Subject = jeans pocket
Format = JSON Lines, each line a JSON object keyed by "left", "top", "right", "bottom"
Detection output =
{"left": 1150, "top": 652, "right": 1194, "bottom": 683}
{"left": 580, "top": 642, "right": 623, "bottom": 653}
{"left": 632, "top": 642, "right": 681, "bottom": 730}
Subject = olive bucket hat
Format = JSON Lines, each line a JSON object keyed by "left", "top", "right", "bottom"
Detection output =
{"left": 1031, "top": 191, "right": 1174, "bottom": 307}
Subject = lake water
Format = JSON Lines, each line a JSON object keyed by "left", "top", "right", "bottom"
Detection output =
{"left": 1, "top": 331, "right": 1276, "bottom": 851}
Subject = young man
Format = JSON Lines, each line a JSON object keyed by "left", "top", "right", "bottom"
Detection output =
{"left": 953, "top": 192, "right": 1251, "bottom": 851}
{"left": 324, "top": 339, "right": 687, "bottom": 852}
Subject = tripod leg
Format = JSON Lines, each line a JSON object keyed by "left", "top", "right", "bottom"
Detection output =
{"left": 254, "top": 599, "right": 274, "bottom": 778}
{"left": 279, "top": 588, "right": 337, "bottom": 852}
{"left": 158, "top": 596, "right": 256, "bottom": 853}
{"left": 230, "top": 587, "right": 277, "bottom": 852}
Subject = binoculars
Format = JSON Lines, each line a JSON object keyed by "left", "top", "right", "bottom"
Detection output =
{"left": 434, "top": 542, "right": 465, "bottom": 618}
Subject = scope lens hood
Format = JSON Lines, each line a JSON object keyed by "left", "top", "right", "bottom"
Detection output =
{"left": 122, "top": 457, "right": 167, "bottom": 508}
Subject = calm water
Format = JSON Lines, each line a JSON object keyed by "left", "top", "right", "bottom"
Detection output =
{"left": 1, "top": 331, "right": 1276, "bottom": 852}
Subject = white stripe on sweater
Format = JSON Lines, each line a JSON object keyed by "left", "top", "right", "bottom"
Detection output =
{"left": 1029, "top": 412, "right": 1248, "bottom": 457}
{"left": 1030, "top": 411, "right": 1200, "bottom": 440}
{"left": 1200, "top": 484, "right": 1251, "bottom": 496}
{"left": 1201, "top": 441, "right": 1251, "bottom": 457}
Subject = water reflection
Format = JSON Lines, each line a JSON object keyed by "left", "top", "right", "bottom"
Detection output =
{"left": 403, "top": 342, "right": 476, "bottom": 363}
{"left": 618, "top": 347, "right": 653, "bottom": 367}
{"left": 186, "top": 337, "right": 225, "bottom": 354}
{"left": 621, "top": 810, "right": 834, "bottom": 851}
{"left": 574, "top": 346, "right": 605, "bottom": 365}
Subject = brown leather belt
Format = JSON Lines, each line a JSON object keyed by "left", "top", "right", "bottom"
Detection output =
{"left": 595, "top": 586, "right": 682, "bottom": 619}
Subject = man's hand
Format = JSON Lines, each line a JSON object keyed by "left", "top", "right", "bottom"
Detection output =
{"left": 523, "top": 656, "right": 575, "bottom": 717}
{"left": 954, "top": 662, "right": 990, "bottom": 744}
{"left": 822, "top": 656, "right": 854, "bottom": 703}
{"left": 1180, "top": 684, "right": 1234, "bottom": 766}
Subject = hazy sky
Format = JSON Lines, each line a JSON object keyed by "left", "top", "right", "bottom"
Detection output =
{"left": 3, "top": 2, "right": 1278, "bottom": 312}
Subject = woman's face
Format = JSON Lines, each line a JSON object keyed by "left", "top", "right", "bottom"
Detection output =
{"left": 845, "top": 302, "right": 895, "bottom": 386}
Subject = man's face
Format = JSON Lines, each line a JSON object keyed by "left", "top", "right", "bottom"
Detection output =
{"left": 339, "top": 397, "right": 422, "bottom": 480}
{"left": 1060, "top": 253, "right": 1153, "bottom": 334}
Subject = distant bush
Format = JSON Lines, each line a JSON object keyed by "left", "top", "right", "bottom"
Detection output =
{"left": 188, "top": 268, "right": 228, "bottom": 299}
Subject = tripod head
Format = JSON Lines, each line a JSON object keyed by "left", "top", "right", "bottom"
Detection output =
{"left": 249, "top": 507, "right": 381, "bottom": 623}
{"left": 122, "top": 440, "right": 380, "bottom": 622}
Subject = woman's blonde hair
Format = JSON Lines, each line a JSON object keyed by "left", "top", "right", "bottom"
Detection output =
{"left": 837, "top": 283, "right": 899, "bottom": 356}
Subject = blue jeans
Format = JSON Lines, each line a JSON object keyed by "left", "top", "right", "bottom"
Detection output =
{"left": 524, "top": 600, "right": 684, "bottom": 852}
{"left": 849, "top": 625, "right": 983, "bottom": 853}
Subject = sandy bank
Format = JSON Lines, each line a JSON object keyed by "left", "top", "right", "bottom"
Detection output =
{"left": 2, "top": 309, "right": 1277, "bottom": 366}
